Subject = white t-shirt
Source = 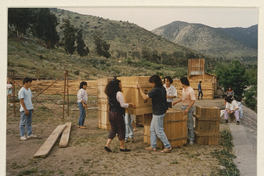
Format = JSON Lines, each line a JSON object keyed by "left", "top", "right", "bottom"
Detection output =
{"left": 7, "top": 84, "right": 12, "bottom": 89}
{"left": 225, "top": 100, "right": 239, "bottom": 110}
{"left": 163, "top": 84, "right": 177, "bottom": 102}
{"left": 77, "top": 88, "right": 88, "bottom": 104}
{"left": 18, "top": 87, "right": 34, "bottom": 112}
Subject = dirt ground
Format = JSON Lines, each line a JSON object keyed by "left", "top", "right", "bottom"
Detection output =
{"left": 6, "top": 95, "right": 231, "bottom": 176}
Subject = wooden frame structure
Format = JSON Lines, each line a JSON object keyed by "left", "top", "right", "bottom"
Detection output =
{"left": 7, "top": 70, "right": 69, "bottom": 119}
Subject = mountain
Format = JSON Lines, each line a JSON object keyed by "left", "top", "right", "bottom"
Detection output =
{"left": 152, "top": 21, "right": 257, "bottom": 61}
{"left": 219, "top": 25, "right": 258, "bottom": 50}
{"left": 50, "top": 8, "right": 202, "bottom": 58}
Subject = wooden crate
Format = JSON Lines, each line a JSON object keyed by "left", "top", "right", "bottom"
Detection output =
{"left": 97, "top": 98, "right": 109, "bottom": 111}
{"left": 97, "top": 78, "right": 112, "bottom": 99}
{"left": 194, "top": 106, "right": 221, "bottom": 145}
{"left": 143, "top": 109, "right": 188, "bottom": 148}
{"left": 118, "top": 76, "right": 153, "bottom": 115}
{"left": 195, "top": 106, "right": 220, "bottom": 118}
{"left": 97, "top": 110, "right": 110, "bottom": 130}
{"left": 195, "top": 131, "right": 220, "bottom": 145}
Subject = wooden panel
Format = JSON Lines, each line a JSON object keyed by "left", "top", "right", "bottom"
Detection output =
{"left": 34, "top": 124, "right": 66, "bottom": 158}
{"left": 97, "top": 98, "right": 109, "bottom": 111}
{"left": 126, "top": 106, "right": 152, "bottom": 115}
{"left": 59, "top": 122, "right": 72, "bottom": 148}
{"left": 196, "top": 106, "right": 220, "bottom": 118}
{"left": 97, "top": 110, "right": 110, "bottom": 130}
{"left": 194, "top": 131, "right": 220, "bottom": 145}
{"left": 97, "top": 78, "right": 112, "bottom": 99}
{"left": 143, "top": 109, "right": 188, "bottom": 148}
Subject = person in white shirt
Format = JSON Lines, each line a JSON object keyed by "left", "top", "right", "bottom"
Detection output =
{"left": 163, "top": 76, "right": 177, "bottom": 108}
{"left": 224, "top": 96, "right": 240, "bottom": 125}
{"left": 7, "top": 81, "right": 13, "bottom": 104}
{"left": 18, "top": 77, "right": 37, "bottom": 141}
{"left": 77, "top": 81, "right": 88, "bottom": 129}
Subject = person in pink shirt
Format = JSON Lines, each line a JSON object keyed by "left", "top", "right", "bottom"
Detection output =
{"left": 172, "top": 77, "right": 196, "bottom": 145}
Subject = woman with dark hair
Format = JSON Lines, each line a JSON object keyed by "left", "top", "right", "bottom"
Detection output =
{"left": 172, "top": 77, "right": 196, "bottom": 145}
{"left": 77, "top": 81, "right": 88, "bottom": 129}
{"left": 137, "top": 75, "right": 172, "bottom": 153}
{"left": 163, "top": 76, "right": 177, "bottom": 108}
{"left": 104, "top": 78, "right": 134, "bottom": 152}
{"left": 226, "top": 86, "right": 234, "bottom": 98}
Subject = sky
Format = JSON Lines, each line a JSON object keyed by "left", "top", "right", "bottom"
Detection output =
{"left": 61, "top": 7, "right": 258, "bottom": 31}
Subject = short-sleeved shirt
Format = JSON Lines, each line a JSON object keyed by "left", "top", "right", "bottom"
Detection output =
{"left": 225, "top": 100, "right": 238, "bottom": 110}
{"left": 182, "top": 87, "right": 196, "bottom": 106}
{"left": 148, "top": 86, "right": 168, "bottom": 115}
{"left": 77, "top": 88, "right": 88, "bottom": 104}
{"left": 18, "top": 87, "right": 34, "bottom": 112}
{"left": 163, "top": 84, "right": 177, "bottom": 102}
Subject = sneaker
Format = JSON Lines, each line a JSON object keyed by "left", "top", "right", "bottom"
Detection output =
{"left": 189, "top": 141, "right": 194, "bottom": 145}
{"left": 225, "top": 120, "right": 228, "bottom": 123}
{"left": 131, "top": 137, "right": 135, "bottom": 143}
{"left": 27, "top": 134, "right": 37, "bottom": 139}
{"left": 125, "top": 139, "right": 129, "bottom": 143}
{"left": 236, "top": 121, "right": 240, "bottom": 125}
{"left": 20, "top": 135, "right": 27, "bottom": 141}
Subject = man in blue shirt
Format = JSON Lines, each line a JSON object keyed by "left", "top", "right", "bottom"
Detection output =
{"left": 198, "top": 81, "right": 203, "bottom": 100}
{"left": 18, "top": 77, "right": 37, "bottom": 141}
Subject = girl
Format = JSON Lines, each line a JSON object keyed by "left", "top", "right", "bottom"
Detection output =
{"left": 137, "top": 75, "right": 172, "bottom": 153}
{"left": 104, "top": 77, "right": 134, "bottom": 152}
{"left": 77, "top": 81, "right": 88, "bottom": 129}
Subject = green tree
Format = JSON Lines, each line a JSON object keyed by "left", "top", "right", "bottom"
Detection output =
{"left": 8, "top": 8, "right": 33, "bottom": 38}
{"left": 31, "top": 8, "right": 59, "bottom": 49}
{"left": 92, "top": 31, "right": 111, "bottom": 58}
{"left": 246, "top": 65, "right": 257, "bottom": 86}
{"left": 76, "top": 29, "right": 89, "bottom": 57}
{"left": 215, "top": 60, "right": 248, "bottom": 98}
{"left": 244, "top": 85, "right": 257, "bottom": 111}
{"left": 61, "top": 19, "right": 76, "bottom": 54}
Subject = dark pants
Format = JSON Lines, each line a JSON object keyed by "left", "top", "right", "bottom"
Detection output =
{"left": 108, "top": 111, "right": 125, "bottom": 141}
{"left": 198, "top": 91, "right": 203, "bottom": 100}
{"left": 167, "top": 102, "right": 172, "bottom": 108}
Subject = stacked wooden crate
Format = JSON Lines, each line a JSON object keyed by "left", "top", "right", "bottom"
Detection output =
{"left": 97, "top": 78, "right": 112, "bottom": 130}
{"left": 194, "top": 106, "right": 221, "bottom": 145}
{"left": 18, "top": 79, "right": 98, "bottom": 95}
{"left": 172, "top": 79, "right": 214, "bottom": 99}
{"left": 143, "top": 109, "right": 188, "bottom": 148}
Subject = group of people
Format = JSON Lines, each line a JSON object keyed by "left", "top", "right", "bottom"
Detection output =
{"left": 17, "top": 75, "right": 243, "bottom": 153}
{"left": 102, "top": 75, "right": 196, "bottom": 153}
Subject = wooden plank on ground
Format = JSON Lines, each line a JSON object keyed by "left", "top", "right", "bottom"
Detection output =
{"left": 34, "top": 124, "right": 66, "bottom": 158}
{"left": 59, "top": 122, "right": 72, "bottom": 148}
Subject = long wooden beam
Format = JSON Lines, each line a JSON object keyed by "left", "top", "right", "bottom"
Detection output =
{"left": 59, "top": 122, "right": 72, "bottom": 148}
{"left": 34, "top": 124, "right": 66, "bottom": 158}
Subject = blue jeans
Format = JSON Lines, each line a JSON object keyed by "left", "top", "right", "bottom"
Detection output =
{"left": 124, "top": 113, "right": 134, "bottom": 140}
{"left": 198, "top": 91, "right": 203, "bottom": 99}
{"left": 150, "top": 113, "right": 171, "bottom": 148}
{"left": 78, "top": 102, "right": 86, "bottom": 126}
{"left": 181, "top": 105, "right": 194, "bottom": 142}
{"left": 20, "top": 110, "right": 33, "bottom": 137}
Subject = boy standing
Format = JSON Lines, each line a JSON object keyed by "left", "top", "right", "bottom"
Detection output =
{"left": 172, "top": 77, "right": 196, "bottom": 145}
{"left": 18, "top": 77, "right": 37, "bottom": 141}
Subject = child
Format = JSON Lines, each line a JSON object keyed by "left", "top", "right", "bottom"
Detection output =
{"left": 18, "top": 77, "right": 37, "bottom": 141}
{"left": 236, "top": 97, "right": 243, "bottom": 120}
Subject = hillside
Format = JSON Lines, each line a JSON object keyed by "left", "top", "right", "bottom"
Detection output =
{"left": 220, "top": 25, "right": 258, "bottom": 50}
{"left": 152, "top": 21, "right": 257, "bottom": 61}
{"left": 50, "top": 8, "right": 204, "bottom": 59}
{"left": 7, "top": 36, "right": 188, "bottom": 80}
